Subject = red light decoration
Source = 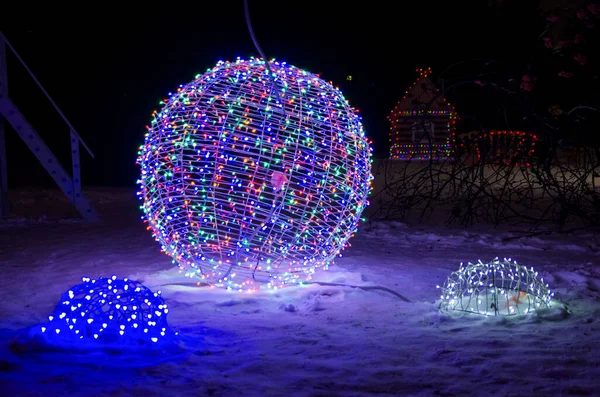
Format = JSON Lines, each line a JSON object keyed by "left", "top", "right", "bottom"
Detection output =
{"left": 471, "top": 130, "right": 538, "bottom": 166}
{"left": 387, "top": 68, "right": 458, "bottom": 160}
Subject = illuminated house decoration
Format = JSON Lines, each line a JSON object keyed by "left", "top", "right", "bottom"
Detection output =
{"left": 137, "top": 58, "right": 373, "bottom": 292}
{"left": 437, "top": 258, "right": 554, "bottom": 316}
{"left": 33, "top": 276, "right": 176, "bottom": 348}
{"left": 388, "top": 67, "right": 457, "bottom": 160}
{"left": 455, "top": 130, "right": 538, "bottom": 166}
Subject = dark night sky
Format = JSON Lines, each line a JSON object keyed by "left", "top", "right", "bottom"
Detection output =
{"left": 0, "top": 1, "right": 544, "bottom": 187}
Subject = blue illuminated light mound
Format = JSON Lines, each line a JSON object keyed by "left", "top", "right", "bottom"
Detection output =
{"left": 137, "top": 57, "right": 374, "bottom": 291}
{"left": 33, "top": 276, "right": 176, "bottom": 348}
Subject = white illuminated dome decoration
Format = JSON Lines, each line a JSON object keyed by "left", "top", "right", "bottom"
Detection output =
{"left": 137, "top": 58, "right": 373, "bottom": 291}
{"left": 437, "top": 258, "right": 555, "bottom": 316}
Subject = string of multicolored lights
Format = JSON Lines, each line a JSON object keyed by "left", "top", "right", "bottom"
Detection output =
{"left": 388, "top": 68, "right": 458, "bottom": 160}
{"left": 137, "top": 58, "right": 373, "bottom": 292}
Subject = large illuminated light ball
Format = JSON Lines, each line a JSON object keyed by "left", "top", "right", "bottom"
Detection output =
{"left": 137, "top": 58, "right": 373, "bottom": 291}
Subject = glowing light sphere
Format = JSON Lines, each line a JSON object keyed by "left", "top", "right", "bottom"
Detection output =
{"left": 437, "top": 258, "right": 554, "bottom": 316}
{"left": 34, "top": 276, "right": 175, "bottom": 348}
{"left": 137, "top": 58, "right": 373, "bottom": 291}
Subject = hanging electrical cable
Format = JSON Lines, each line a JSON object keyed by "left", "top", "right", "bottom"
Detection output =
{"left": 244, "top": 0, "right": 273, "bottom": 75}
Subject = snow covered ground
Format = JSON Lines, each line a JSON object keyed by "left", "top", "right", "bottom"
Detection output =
{"left": 0, "top": 187, "right": 599, "bottom": 396}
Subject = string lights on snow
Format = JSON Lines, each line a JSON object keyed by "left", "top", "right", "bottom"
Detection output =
{"left": 33, "top": 276, "right": 175, "bottom": 347}
{"left": 137, "top": 58, "right": 373, "bottom": 292}
{"left": 437, "top": 258, "right": 554, "bottom": 316}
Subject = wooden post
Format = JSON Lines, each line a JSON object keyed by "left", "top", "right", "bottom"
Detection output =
{"left": 0, "top": 34, "right": 9, "bottom": 219}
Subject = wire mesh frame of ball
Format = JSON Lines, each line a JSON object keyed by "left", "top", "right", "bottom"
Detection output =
{"left": 436, "top": 258, "right": 554, "bottom": 316}
{"left": 38, "top": 276, "right": 174, "bottom": 347}
{"left": 137, "top": 58, "right": 373, "bottom": 291}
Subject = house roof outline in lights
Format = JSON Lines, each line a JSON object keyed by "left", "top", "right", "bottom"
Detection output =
{"left": 387, "top": 67, "right": 456, "bottom": 118}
